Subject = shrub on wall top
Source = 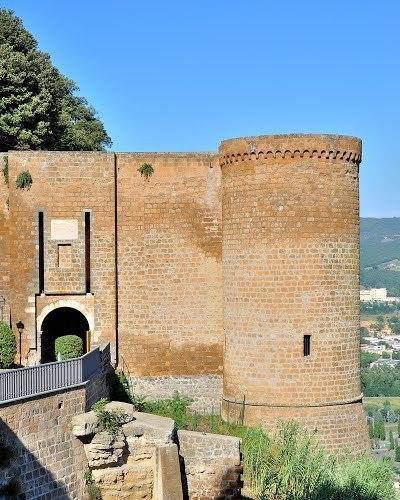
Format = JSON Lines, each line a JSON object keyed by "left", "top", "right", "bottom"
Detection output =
{"left": 137, "top": 163, "right": 154, "bottom": 179}
{"left": 15, "top": 170, "right": 32, "bottom": 189}
{"left": 0, "top": 322, "right": 17, "bottom": 368}
{"left": 55, "top": 335, "right": 83, "bottom": 360}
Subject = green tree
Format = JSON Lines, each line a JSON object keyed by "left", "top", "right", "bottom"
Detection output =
{"left": 371, "top": 318, "right": 385, "bottom": 332}
{"left": 382, "top": 350, "right": 391, "bottom": 359}
{"left": 361, "top": 352, "right": 380, "bottom": 368}
{"left": 374, "top": 418, "right": 386, "bottom": 440}
{"left": 395, "top": 444, "right": 400, "bottom": 462}
{"left": 0, "top": 322, "right": 16, "bottom": 368}
{"left": 382, "top": 400, "right": 393, "bottom": 421}
{"left": 389, "top": 429, "right": 395, "bottom": 450}
{"left": 0, "top": 9, "right": 111, "bottom": 151}
{"left": 389, "top": 320, "right": 400, "bottom": 334}
{"left": 54, "top": 335, "right": 83, "bottom": 360}
{"left": 362, "top": 365, "right": 400, "bottom": 397}
{"left": 368, "top": 421, "right": 374, "bottom": 439}
{"left": 397, "top": 417, "right": 400, "bottom": 437}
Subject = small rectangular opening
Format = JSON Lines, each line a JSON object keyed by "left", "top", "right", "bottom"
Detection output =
{"left": 57, "top": 244, "right": 72, "bottom": 268}
{"left": 303, "top": 335, "right": 311, "bottom": 356}
{"left": 38, "top": 211, "right": 44, "bottom": 293}
{"left": 85, "top": 211, "right": 91, "bottom": 293}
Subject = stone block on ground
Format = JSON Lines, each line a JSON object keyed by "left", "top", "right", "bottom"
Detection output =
{"left": 153, "top": 443, "right": 183, "bottom": 500}
{"left": 92, "top": 461, "right": 153, "bottom": 499}
{"left": 122, "top": 412, "right": 175, "bottom": 444}
{"left": 71, "top": 410, "right": 99, "bottom": 437}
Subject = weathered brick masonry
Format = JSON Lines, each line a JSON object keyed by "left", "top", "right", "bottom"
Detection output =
{"left": 0, "top": 134, "right": 369, "bottom": 452}
{"left": 220, "top": 134, "right": 369, "bottom": 451}
{"left": 116, "top": 153, "right": 222, "bottom": 377}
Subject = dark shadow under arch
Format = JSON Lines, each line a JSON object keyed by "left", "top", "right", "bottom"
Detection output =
{"left": 41, "top": 307, "right": 89, "bottom": 363}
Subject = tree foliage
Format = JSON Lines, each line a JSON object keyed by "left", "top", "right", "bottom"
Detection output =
{"left": 54, "top": 335, "right": 83, "bottom": 360}
{"left": 396, "top": 444, "right": 400, "bottom": 462}
{"left": 361, "top": 352, "right": 380, "bottom": 368}
{"left": 361, "top": 301, "right": 400, "bottom": 316}
{"left": 0, "top": 9, "right": 111, "bottom": 151}
{"left": 388, "top": 316, "right": 400, "bottom": 334}
{"left": 0, "top": 321, "right": 16, "bottom": 368}
{"left": 362, "top": 365, "right": 400, "bottom": 396}
{"left": 389, "top": 429, "right": 395, "bottom": 450}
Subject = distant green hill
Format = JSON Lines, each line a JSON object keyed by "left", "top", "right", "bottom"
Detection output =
{"left": 360, "top": 217, "right": 400, "bottom": 297}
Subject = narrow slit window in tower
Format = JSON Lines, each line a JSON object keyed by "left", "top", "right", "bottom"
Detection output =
{"left": 85, "top": 211, "right": 91, "bottom": 293}
{"left": 38, "top": 211, "right": 44, "bottom": 293}
{"left": 303, "top": 335, "right": 311, "bottom": 356}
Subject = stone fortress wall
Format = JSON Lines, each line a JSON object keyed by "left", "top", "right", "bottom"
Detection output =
{"left": 220, "top": 135, "right": 369, "bottom": 452}
{"left": 0, "top": 134, "right": 369, "bottom": 453}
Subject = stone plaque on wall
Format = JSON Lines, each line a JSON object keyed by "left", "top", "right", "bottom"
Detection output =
{"left": 50, "top": 219, "right": 79, "bottom": 240}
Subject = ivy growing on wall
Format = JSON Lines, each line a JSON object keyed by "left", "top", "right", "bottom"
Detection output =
{"left": 137, "top": 163, "right": 154, "bottom": 180}
{"left": 15, "top": 170, "right": 33, "bottom": 189}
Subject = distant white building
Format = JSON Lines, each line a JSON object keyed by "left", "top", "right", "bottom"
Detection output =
{"left": 370, "top": 359, "right": 400, "bottom": 368}
{"left": 360, "top": 288, "right": 400, "bottom": 303}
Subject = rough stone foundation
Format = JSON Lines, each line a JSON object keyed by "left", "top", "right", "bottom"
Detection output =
{"left": 72, "top": 402, "right": 242, "bottom": 500}
{"left": 129, "top": 375, "right": 222, "bottom": 412}
{"left": 178, "top": 429, "right": 242, "bottom": 499}
{"left": 222, "top": 399, "right": 369, "bottom": 455}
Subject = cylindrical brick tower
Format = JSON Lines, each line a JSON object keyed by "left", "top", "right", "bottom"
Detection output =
{"left": 220, "top": 134, "right": 369, "bottom": 453}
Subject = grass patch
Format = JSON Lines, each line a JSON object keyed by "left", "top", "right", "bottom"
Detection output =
{"left": 141, "top": 394, "right": 192, "bottom": 429}
{"left": 91, "top": 398, "right": 127, "bottom": 435}
{"left": 138, "top": 394, "right": 397, "bottom": 500}
{"left": 364, "top": 397, "right": 400, "bottom": 412}
{"left": 110, "top": 374, "right": 397, "bottom": 499}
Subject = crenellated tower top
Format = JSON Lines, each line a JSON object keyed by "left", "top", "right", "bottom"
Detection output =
{"left": 219, "top": 133, "right": 361, "bottom": 166}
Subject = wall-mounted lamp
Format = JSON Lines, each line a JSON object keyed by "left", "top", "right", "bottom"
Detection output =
{"left": 16, "top": 321, "right": 24, "bottom": 366}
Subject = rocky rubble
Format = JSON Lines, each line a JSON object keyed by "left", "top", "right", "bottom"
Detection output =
{"left": 72, "top": 402, "right": 180, "bottom": 499}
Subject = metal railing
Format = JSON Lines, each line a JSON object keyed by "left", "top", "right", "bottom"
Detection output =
{"left": 0, "top": 347, "right": 101, "bottom": 405}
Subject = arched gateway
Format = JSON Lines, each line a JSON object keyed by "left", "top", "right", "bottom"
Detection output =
{"left": 40, "top": 307, "right": 89, "bottom": 363}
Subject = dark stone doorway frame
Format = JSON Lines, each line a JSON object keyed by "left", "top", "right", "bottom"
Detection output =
{"left": 40, "top": 307, "right": 89, "bottom": 363}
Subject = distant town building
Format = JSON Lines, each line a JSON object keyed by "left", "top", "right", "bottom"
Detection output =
{"left": 360, "top": 288, "right": 400, "bottom": 303}
{"left": 370, "top": 359, "right": 400, "bottom": 369}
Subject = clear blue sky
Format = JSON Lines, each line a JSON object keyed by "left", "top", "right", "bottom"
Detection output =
{"left": 2, "top": 0, "right": 400, "bottom": 217}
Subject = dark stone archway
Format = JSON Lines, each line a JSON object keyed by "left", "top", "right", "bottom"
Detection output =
{"left": 41, "top": 307, "right": 89, "bottom": 363}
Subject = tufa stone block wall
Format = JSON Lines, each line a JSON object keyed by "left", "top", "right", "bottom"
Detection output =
{"left": 0, "top": 152, "right": 10, "bottom": 324}
{"left": 0, "top": 134, "right": 369, "bottom": 453}
{"left": 178, "top": 429, "right": 242, "bottom": 499}
{"left": 7, "top": 151, "right": 116, "bottom": 361}
{"left": 0, "top": 387, "right": 87, "bottom": 499}
{"left": 128, "top": 374, "right": 222, "bottom": 413}
{"left": 220, "top": 134, "right": 369, "bottom": 452}
{"left": 116, "top": 153, "right": 223, "bottom": 377}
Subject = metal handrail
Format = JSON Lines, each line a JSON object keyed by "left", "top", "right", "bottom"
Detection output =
{"left": 0, "top": 347, "right": 101, "bottom": 405}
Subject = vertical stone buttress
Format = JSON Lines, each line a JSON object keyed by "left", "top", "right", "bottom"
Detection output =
{"left": 220, "top": 134, "right": 369, "bottom": 453}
